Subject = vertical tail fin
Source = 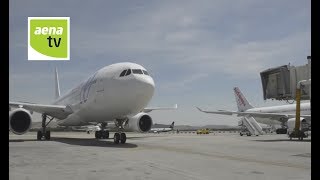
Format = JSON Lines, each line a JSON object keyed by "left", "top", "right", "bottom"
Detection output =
{"left": 55, "top": 67, "right": 61, "bottom": 100}
{"left": 233, "top": 87, "right": 253, "bottom": 112}
{"left": 169, "top": 121, "right": 175, "bottom": 129}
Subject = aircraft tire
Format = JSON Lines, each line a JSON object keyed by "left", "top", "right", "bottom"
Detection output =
{"left": 104, "top": 131, "right": 109, "bottom": 139}
{"left": 114, "top": 133, "right": 120, "bottom": 144}
{"left": 95, "top": 131, "right": 101, "bottom": 139}
{"left": 37, "top": 131, "right": 42, "bottom": 140}
{"left": 101, "top": 130, "right": 109, "bottom": 139}
{"left": 45, "top": 131, "right": 51, "bottom": 140}
{"left": 120, "top": 133, "right": 126, "bottom": 144}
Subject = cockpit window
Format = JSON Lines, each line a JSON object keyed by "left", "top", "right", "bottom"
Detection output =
{"left": 125, "top": 69, "right": 131, "bottom": 76}
{"left": 142, "top": 70, "right": 149, "bottom": 75}
{"left": 120, "top": 69, "right": 127, "bottom": 77}
{"left": 132, "top": 69, "right": 143, "bottom": 74}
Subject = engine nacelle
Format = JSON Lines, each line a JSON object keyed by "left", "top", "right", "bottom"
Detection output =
{"left": 9, "top": 108, "right": 32, "bottom": 135}
{"left": 287, "top": 118, "right": 309, "bottom": 132}
{"left": 125, "top": 113, "right": 153, "bottom": 133}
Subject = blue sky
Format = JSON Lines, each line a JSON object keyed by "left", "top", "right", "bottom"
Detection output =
{"left": 9, "top": 0, "right": 310, "bottom": 126}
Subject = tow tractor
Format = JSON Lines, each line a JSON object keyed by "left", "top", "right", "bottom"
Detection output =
{"left": 197, "top": 128, "right": 209, "bottom": 134}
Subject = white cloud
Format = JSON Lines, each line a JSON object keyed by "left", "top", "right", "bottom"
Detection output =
{"left": 160, "top": 73, "right": 209, "bottom": 93}
{"left": 67, "top": 1, "right": 310, "bottom": 81}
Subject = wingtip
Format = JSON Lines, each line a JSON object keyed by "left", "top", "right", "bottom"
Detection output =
{"left": 196, "top": 107, "right": 202, "bottom": 111}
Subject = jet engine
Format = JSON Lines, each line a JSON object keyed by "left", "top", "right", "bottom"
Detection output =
{"left": 125, "top": 113, "right": 153, "bottom": 133}
{"left": 287, "top": 118, "right": 309, "bottom": 132}
{"left": 9, "top": 108, "right": 32, "bottom": 135}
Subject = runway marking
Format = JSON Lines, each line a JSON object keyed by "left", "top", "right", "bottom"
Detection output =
{"left": 145, "top": 161, "right": 203, "bottom": 180}
{"left": 138, "top": 144, "right": 310, "bottom": 170}
{"left": 292, "top": 153, "right": 311, "bottom": 158}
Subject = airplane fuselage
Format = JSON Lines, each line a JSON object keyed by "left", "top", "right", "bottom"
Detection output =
{"left": 150, "top": 128, "right": 173, "bottom": 133}
{"left": 52, "top": 62, "right": 155, "bottom": 126}
{"left": 245, "top": 102, "right": 310, "bottom": 125}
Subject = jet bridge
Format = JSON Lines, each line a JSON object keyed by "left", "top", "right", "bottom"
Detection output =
{"left": 260, "top": 56, "right": 311, "bottom": 101}
{"left": 260, "top": 56, "right": 311, "bottom": 140}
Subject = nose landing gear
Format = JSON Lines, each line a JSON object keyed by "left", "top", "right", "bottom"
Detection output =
{"left": 113, "top": 119, "right": 127, "bottom": 144}
{"left": 37, "top": 114, "right": 54, "bottom": 141}
{"left": 113, "top": 132, "right": 126, "bottom": 144}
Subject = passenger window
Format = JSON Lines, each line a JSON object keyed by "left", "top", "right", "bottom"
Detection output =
{"left": 120, "top": 69, "right": 127, "bottom": 77}
{"left": 125, "top": 69, "right": 131, "bottom": 76}
{"left": 132, "top": 69, "right": 143, "bottom": 74}
{"left": 142, "top": 70, "right": 149, "bottom": 75}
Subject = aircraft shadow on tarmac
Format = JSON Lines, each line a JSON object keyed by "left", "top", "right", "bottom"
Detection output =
{"left": 52, "top": 137, "right": 139, "bottom": 148}
{"left": 9, "top": 139, "right": 38, "bottom": 143}
{"left": 9, "top": 137, "right": 138, "bottom": 148}
{"left": 252, "top": 139, "right": 311, "bottom": 142}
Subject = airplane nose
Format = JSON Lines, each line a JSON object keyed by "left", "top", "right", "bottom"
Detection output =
{"left": 145, "top": 77, "right": 155, "bottom": 89}
{"left": 133, "top": 75, "right": 155, "bottom": 95}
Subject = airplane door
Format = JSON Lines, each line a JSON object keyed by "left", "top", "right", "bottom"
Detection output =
{"left": 95, "top": 78, "right": 105, "bottom": 104}
{"left": 96, "top": 78, "right": 104, "bottom": 92}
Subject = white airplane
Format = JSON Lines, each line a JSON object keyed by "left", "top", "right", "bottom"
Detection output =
{"left": 196, "top": 87, "right": 311, "bottom": 133}
{"left": 150, "top": 121, "right": 175, "bottom": 133}
{"left": 9, "top": 62, "right": 177, "bottom": 144}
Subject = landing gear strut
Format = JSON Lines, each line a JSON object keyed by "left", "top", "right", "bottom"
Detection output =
{"left": 95, "top": 122, "right": 109, "bottom": 139}
{"left": 37, "top": 114, "right": 54, "bottom": 141}
{"left": 113, "top": 119, "right": 127, "bottom": 144}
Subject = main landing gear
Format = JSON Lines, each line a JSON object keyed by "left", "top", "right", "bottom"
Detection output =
{"left": 95, "top": 123, "right": 110, "bottom": 139}
{"left": 37, "top": 114, "right": 54, "bottom": 140}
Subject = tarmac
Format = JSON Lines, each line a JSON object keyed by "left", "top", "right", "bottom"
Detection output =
{"left": 9, "top": 132, "right": 311, "bottom": 180}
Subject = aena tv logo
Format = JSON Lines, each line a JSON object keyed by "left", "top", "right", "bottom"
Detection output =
{"left": 28, "top": 17, "right": 70, "bottom": 60}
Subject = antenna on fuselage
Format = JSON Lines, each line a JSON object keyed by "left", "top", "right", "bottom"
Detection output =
{"left": 55, "top": 67, "right": 61, "bottom": 99}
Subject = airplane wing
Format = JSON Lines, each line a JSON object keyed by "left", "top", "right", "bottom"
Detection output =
{"left": 143, "top": 104, "right": 178, "bottom": 113}
{"left": 196, "top": 107, "right": 311, "bottom": 120}
{"left": 9, "top": 101, "right": 73, "bottom": 119}
{"left": 196, "top": 107, "right": 234, "bottom": 115}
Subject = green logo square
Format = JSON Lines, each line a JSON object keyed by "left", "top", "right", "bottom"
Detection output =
{"left": 28, "top": 17, "right": 70, "bottom": 60}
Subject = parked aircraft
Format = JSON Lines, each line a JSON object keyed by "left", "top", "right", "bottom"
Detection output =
{"left": 150, "top": 122, "right": 175, "bottom": 133}
{"left": 197, "top": 87, "right": 310, "bottom": 136}
{"left": 9, "top": 62, "right": 177, "bottom": 144}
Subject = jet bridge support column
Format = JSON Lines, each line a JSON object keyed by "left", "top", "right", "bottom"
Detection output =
{"left": 294, "top": 87, "right": 301, "bottom": 132}
{"left": 290, "top": 79, "right": 311, "bottom": 140}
